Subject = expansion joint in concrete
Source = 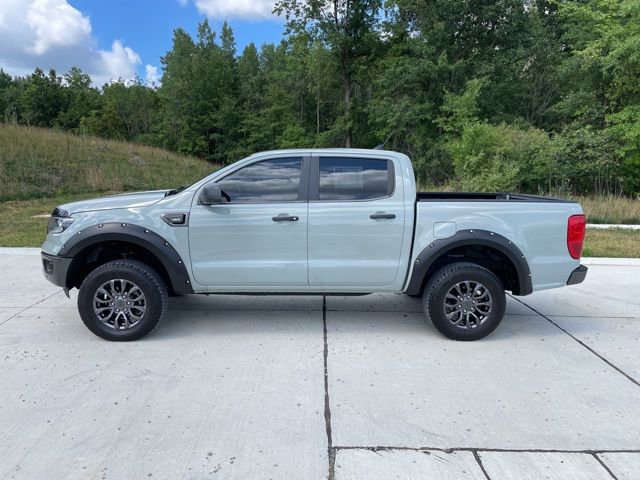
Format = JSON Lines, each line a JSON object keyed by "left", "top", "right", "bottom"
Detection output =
{"left": 509, "top": 295, "right": 640, "bottom": 389}
{"left": 593, "top": 454, "right": 620, "bottom": 480}
{"left": 322, "top": 296, "right": 336, "bottom": 480}
{"left": 473, "top": 451, "right": 492, "bottom": 480}
{"left": 333, "top": 446, "right": 640, "bottom": 454}
{"left": 0, "top": 290, "right": 62, "bottom": 327}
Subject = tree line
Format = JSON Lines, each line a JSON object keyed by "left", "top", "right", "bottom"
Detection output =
{"left": 1, "top": 0, "right": 638, "bottom": 195}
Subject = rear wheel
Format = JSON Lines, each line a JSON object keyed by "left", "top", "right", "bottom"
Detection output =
{"left": 78, "top": 260, "right": 168, "bottom": 341}
{"left": 423, "top": 262, "right": 505, "bottom": 341}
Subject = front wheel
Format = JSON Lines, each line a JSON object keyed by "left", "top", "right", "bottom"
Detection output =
{"left": 423, "top": 262, "right": 506, "bottom": 341}
{"left": 77, "top": 260, "right": 168, "bottom": 341}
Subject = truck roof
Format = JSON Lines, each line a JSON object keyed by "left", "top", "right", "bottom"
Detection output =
{"left": 248, "top": 148, "right": 405, "bottom": 158}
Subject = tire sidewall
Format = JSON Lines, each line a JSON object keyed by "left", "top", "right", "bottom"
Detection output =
{"left": 425, "top": 264, "right": 506, "bottom": 341}
{"left": 78, "top": 261, "right": 166, "bottom": 341}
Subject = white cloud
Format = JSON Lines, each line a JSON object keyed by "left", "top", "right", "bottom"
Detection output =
{"left": 97, "top": 40, "right": 141, "bottom": 82}
{"left": 26, "top": 0, "right": 91, "bottom": 55}
{"left": 0, "top": 0, "right": 143, "bottom": 85}
{"left": 190, "top": 0, "right": 278, "bottom": 20}
{"left": 145, "top": 64, "right": 159, "bottom": 86}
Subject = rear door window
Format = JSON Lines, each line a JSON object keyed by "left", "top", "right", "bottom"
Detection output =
{"left": 318, "top": 157, "right": 392, "bottom": 200}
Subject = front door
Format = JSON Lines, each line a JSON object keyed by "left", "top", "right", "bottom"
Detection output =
{"left": 189, "top": 157, "right": 309, "bottom": 288}
{"left": 308, "top": 156, "right": 406, "bottom": 287}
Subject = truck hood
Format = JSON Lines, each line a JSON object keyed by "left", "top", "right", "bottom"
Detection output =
{"left": 58, "top": 190, "right": 169, "bottom": 214}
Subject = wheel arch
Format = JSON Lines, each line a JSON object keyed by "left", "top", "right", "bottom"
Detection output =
{"left": 61, "top": 223, "right": 193, "bottom": 294}
{"left": 405, "top": 229, "right": 532, "bottom": 297}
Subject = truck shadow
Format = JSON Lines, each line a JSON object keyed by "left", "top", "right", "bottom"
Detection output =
{"left": 152, "top": 294, "right": 569, "bottom": 342}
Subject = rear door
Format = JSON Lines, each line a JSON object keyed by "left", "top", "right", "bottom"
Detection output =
{"left": 307, "top": 155, "right": 406, "bottom": 287}
{"left": 189, "top": 156, "right": 309, "bottom": 288}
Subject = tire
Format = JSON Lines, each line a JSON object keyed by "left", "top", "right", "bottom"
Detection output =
{"left": 422, "top": 262, "right": 505, "bottom": 341}
{"left": 77, "top": 260, "right": 168, "bottom": 341}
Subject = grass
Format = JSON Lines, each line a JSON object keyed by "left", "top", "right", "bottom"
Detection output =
{"left": 1, "top": 193, "right": 112, "bottom": 247}
{"left": 583, "top": 228, "right": 640, "bottom": 258}
{"left": 0, "top": 123, "right": 217, "bottom": 201}
{"left": 573, "top": 195, "right": 640, "bottom": 225}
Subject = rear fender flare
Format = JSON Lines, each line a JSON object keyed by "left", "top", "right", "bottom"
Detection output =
{"left": 405, "top": 229, "right": 532, "bottom": 296}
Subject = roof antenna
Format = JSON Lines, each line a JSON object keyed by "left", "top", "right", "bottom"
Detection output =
{"left": 374, "top": 131, "right": 394, "bottom": 150}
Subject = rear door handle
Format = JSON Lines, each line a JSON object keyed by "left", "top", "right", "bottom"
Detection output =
{"left": 272, "top": 214, "right": 299, "bottom": 222}
{"left": 370, "top": 212, "right": 396, "bottom": 220}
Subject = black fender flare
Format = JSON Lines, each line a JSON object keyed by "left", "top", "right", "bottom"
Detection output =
{"left": 405, "top": 229, "right": 532, "bottom": 296}
{"left": 59, "top": 222, "right": 194, "bottom": 294}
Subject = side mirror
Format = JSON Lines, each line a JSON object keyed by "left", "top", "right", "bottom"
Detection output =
{"left": 200, "top": 183, "right": 223, "bottom": 205}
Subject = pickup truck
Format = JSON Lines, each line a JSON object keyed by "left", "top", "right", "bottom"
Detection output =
{"left": 41, "top": 149, "right": 588, "bottom": 341}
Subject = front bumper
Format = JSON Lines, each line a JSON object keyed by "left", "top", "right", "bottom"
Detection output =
{"left": 567, "top": 264, "right": 588, "bottom": 286}
{"left": 41, "top": 252, "right": 73, "bottom": 288}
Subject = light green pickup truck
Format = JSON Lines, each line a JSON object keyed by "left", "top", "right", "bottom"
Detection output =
{"left": 41, "top": 149, "right": 587, "bottom": 341}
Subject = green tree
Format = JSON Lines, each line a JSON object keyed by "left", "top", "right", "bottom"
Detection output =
{"left": 275, "top": 0, "right": 383, "bottom": 147}
{"left": 0, "top": 69, "right": 13, "bottom": 122}
{"left": 82, "top": 79, "right": 158, "bottom": 141}
{"left": 549, "top": 0, "right": 640, "bottom": 194}
{"left": 18, "top": 68, "right": 64, "bottom": 127}
{"left": 158, "top": 20, "right": 239, "bottom": 162}
{"left": 56, "top": 67, "right": 100, "bottom": 131}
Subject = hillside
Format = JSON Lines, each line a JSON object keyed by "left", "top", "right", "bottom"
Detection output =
{"left": 0, "top": 124, "right": 216, "bottom": 201}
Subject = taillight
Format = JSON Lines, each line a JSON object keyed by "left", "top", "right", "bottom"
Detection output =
{"left": 567, "top": 214, "right": 586, "bottom": 259}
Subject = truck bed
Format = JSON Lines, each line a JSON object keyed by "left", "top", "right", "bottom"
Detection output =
{"left": 411, "top": 194, "right": 583, "bottom": 292}
{"left": 417, "top": 192, "right": 574, "bottom": 203}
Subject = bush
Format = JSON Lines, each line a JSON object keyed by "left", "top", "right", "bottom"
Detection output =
{"left": 445, "top": 122, "right": 553, "bottom": 192}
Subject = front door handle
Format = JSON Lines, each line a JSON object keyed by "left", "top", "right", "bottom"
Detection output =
{"left": 370, "top": 212, "right": 396, "bottom": 220}
{"left": 272, "top": 214, "right": 299, "bottom": 222}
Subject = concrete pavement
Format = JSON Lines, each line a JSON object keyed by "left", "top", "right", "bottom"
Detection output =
{"left": 0, "top": 250, "right": 638, "bottom": 479}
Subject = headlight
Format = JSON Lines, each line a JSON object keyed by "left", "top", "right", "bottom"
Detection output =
{"left": 47, "top": 208, "right": 75, "bottom": 234}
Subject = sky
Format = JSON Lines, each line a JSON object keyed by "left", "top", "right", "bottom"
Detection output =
{"left": 0, "top": 0, "right": 286, "bottom": 85}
